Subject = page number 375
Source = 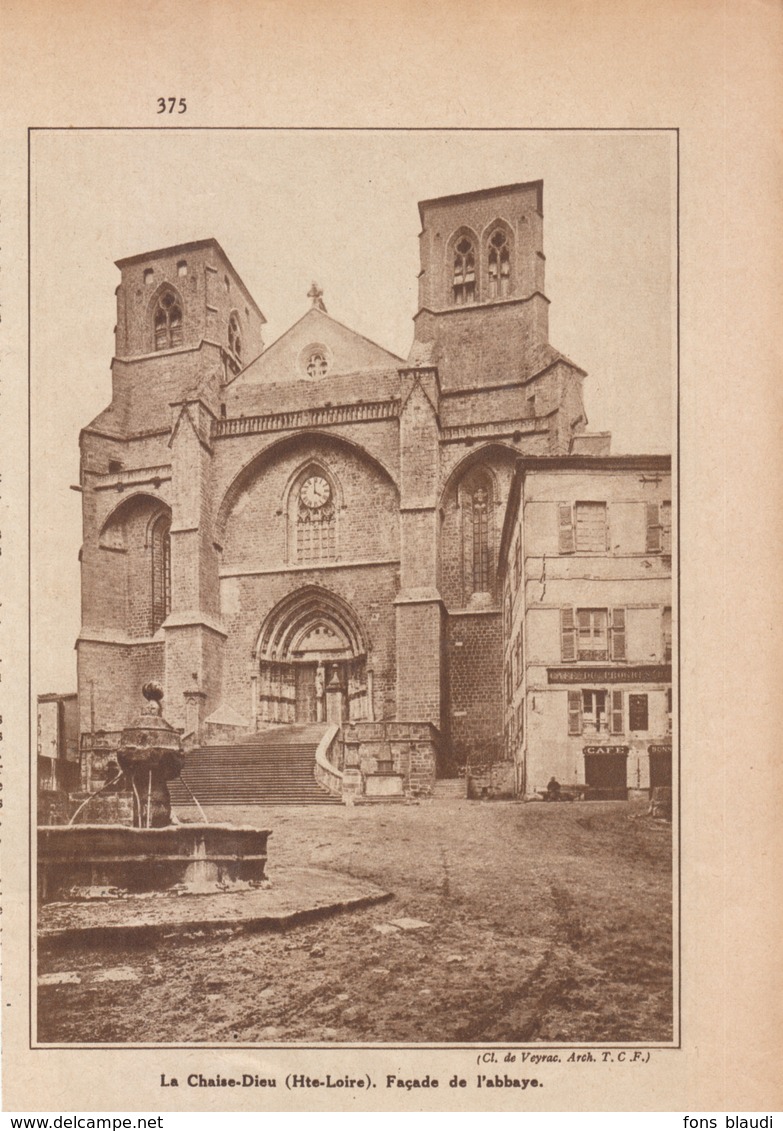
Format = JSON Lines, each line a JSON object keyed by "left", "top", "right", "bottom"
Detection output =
{"left": 157, "top": 97, "right": 187, "bottom": 114}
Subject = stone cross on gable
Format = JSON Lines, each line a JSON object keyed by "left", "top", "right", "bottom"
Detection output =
{"left": 307, "top": 282, "right": 327, "bottom": 312}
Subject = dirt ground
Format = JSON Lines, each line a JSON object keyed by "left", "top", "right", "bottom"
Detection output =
{"left": 37, "top": 798, "right": 673, "bottom": 1045}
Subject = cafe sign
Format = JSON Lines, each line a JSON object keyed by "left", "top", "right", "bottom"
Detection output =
{"left": 548, "top": 665, "right": 671, "bottom": 685}
{"left": 583, "top": 745, "right": 629, "bottom": 756}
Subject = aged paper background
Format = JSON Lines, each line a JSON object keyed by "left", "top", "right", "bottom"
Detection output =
{"left": 1, "top": 0, "right": 781, "bottom": 1113}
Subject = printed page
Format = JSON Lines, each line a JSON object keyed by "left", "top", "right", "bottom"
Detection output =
{"left": 0, "top": 0, "right": 780, "bottom": 1115}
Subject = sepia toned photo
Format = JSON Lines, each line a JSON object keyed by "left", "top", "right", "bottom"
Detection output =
{"left": 32, "top": 129, "right": 675, "bottom": 1050}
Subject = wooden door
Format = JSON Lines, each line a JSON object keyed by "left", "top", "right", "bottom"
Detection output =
{"left": 649, "top": 748, "right": 672, "bottom": 788}
{"left": 295, "top": 664, "right": 317, "bottom": 723}
{"left": 584, "top": 753, "right": 628, "bottom": 799}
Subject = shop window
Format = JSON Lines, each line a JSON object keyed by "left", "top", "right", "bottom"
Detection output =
{"left": 452, "top": 236, "right": 476, "bottom": 305}
{"left": 666, "top": 687, "right": 673, "bottom": 733}
{"left": 646, "top": 501, "right": 672, "bottom": 553}
{"left": 153, "top": 289, "right": 183, "bottom": 350}
{"left": 558, "top": 501, "right": 608, "bottom": 553}
{"left": 487, "top": 228, "right": 511, "bottom": 298}
{"left": 561, "top": 607, "right": 625, "bottom": 662}
{"left": 629, "top": 693, "right": 649, "bottom": 731}
{"left": 150, "top": 514, "right": 171, "bottom": 632}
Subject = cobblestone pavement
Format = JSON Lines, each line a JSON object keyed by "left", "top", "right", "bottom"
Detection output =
{"left": 37, "top": 799, "right": 673, "bottom": 1045}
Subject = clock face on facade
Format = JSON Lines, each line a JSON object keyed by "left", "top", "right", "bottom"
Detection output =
{"left": 299, "top": 475, "right": 331, "bottom": 510}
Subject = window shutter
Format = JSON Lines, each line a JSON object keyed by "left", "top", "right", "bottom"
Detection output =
{"left": 610, "top": 690, "right": 624, "bottom": 734}
{"left": 567, "top": 690, "right": 582, "bottom": 736}
{"left": 661, "top": 501, "right": 672, "bottom": 554}
{"left": 610, "top": 608, "right": 626, "bottom": 660}
{"left": 558, "top": 504, "right": 575, "bottom": 554}
{"left": 561, "top": 607, "right": 576, "bottom": 662}
{"left": 646, "top": 503, "right": 661, "bottom": 552}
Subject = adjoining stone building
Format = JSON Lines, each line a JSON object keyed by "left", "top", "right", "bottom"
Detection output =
{"left": 37, "top": 692, "right": 80, "bottom": 792}
{"left": 498, "top": 456, "right": 673, "bottom": 799}
{"left": 73, "top": 178, "right": 665, "bottom": 800}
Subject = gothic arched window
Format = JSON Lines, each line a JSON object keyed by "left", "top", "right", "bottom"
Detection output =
{"left": 452, "top": 236, "right": 476, "bottom": 305}
{"left": 461, "top": 470, "right": 495, "bottom": 599}
{"left": 153, "top": 290, "right": 183, "bottom": 351}
{"left": 471, "top": 483, "right": 490, "bottom": 592}
{"left": 228, "top": 313, "right": 242, "bottom": 360}
{"left": 487, "top": 228, "right": 511, "bottom": 298}
{"left": 150, "top": 514, "right": 171, "bottom": 632}
{"left": 293, "top": 468, "right": 336, "bottom": 564}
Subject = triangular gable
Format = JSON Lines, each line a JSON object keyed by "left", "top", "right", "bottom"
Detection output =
{"left": 234, "top": 306, "right": 403, "bottom": 386}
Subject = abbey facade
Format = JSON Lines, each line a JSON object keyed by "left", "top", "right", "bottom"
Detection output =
{"left": 76, "top": 180, "right": 641, "bottom": 795}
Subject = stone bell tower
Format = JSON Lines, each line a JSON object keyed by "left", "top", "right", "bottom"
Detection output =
{"left": 412, "top": 180, "right": 550, "bottom": 393}
{"left": 77, "top": 240, "right": 268, "bottom": 752}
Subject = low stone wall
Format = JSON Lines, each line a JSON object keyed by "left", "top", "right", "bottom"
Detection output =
{"left": 38, "top": 790, "right": 71, "bottom": 827}
{"left": 68, "top": 790, "right": 134, "bottom": 826}
{"left": 38, "top": 823, "right": 271, "bottom": 902}
{"left": 466, "top": 760, "right": 516, "bottom": 800}
{"left": 341, "top": 721, "right": 440, "bottom": 798}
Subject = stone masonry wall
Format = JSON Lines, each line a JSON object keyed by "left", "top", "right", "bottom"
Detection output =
{"left": 446, "top": 611, "right": 504, "bottom": 764}
{"left": 76, "top": 641, "right": 165, "bottom": 737}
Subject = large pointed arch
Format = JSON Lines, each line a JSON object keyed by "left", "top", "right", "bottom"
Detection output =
{"left": 439, "top": 442, "right": 518, "bottom": 509}
{"left": 254, "top": 584, "right": 370, "bottom": 662}
{"left": 98, "top": 491, "right": 171, "bottom": 550}
{"left": 439, "top": 443, "right": 518, "bottom": 607}
{"left": 214, "top": 430, "right": 398, "bottom": 547}
{"left": 95, "top": 492, "right": 172, "bottom": 637}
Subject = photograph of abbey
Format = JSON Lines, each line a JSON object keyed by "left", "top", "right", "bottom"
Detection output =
{"left": 34, "top": 131, "right": 675, "bottom": 1045}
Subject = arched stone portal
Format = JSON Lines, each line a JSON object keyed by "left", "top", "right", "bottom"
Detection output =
{"left": 254, "top": 587, "right": 372, "bottom": 726}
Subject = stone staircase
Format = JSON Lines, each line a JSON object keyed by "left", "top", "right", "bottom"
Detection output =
{"left": 169, "top": 724, "right": 342, "bottom": 807}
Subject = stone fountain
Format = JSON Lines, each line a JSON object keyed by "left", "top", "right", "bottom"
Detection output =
{"left": 38, "top": 683, "right": 271, "bottom": 903}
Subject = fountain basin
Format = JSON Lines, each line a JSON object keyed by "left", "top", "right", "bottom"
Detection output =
{"left": 38, "top": 823, "right": 271, "bottom": 902}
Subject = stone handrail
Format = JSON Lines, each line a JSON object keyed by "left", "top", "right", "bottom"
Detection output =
{"left": 91, "top": 464, "right": 172, "bottom": 491}
{"left": 213, "top": 399, "right": 400, "bottom": 438}
{"left": 314, "top": 723, "right": 342, "bottom": 797}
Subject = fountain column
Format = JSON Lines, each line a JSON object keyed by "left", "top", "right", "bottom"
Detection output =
{"left": 117, "top": 682, "right": 185, "bottom": 828}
